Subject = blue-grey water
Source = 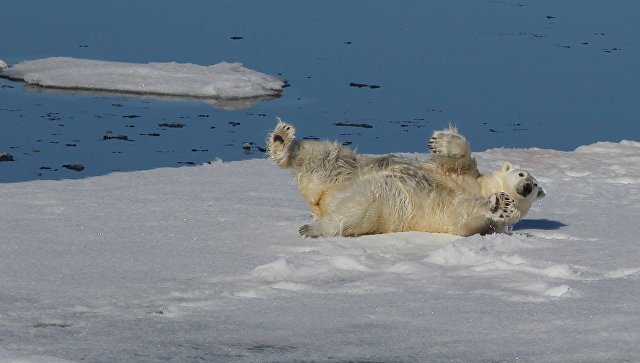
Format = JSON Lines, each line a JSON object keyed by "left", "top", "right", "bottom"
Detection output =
{"left": 1, "top": 0, "right": 639, "bottom": 182}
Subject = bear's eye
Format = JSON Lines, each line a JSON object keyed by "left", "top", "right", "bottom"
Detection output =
{"left": 518, "top": 173, "right": 524, "bottom": 177}
{"left": 534, "top": 183, "right": 538, "bottom": 187}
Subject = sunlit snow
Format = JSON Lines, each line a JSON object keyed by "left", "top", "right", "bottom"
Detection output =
{"left": 2, "top": 141, "right": 640, "bottom": 362}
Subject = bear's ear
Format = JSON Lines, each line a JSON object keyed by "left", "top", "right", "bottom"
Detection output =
{"left": 536, "top": 187, "right": 547, "bottom": 200}
{"left": 502, "top": 161, "right": 513, "bottom": 172}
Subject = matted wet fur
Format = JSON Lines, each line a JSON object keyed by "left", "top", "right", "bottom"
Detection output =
{"left": 267, "top": 119, "right": 546, "bottom": 237}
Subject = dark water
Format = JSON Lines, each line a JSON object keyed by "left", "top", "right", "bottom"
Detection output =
{"left": 2, "top": 0, "right": 639, "bottom": 182}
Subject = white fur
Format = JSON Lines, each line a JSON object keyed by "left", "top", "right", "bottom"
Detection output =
{"left": 267, "top": 120, "right": 546, "bottom": 237}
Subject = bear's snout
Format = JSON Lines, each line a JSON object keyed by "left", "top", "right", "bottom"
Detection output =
{"left": 518, "top": 181, "right": 533, "bottom": 198}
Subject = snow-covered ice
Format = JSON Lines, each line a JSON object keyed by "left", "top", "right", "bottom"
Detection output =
{"left": 1, "top": 141, "right": 640, "bottom": 362}
{"left": 0, "top": 57, "right": 286, "bottom": 99}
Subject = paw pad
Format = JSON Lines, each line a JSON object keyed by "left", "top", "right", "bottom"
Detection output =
{"left": 299, "top": 224, "right": 318, "bottom": 238}
{"left": 428, "top": 130, "right": 468, "bottom": 158}
{"left": 489, "top": 192, "right": 515, "bottom": 221}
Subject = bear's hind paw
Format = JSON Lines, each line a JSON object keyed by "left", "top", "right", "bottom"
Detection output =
{"left": 267, "top": 119, "right": 296, "bottom": 165}
{"left": 299, "top": 224, "right": 320, "bottom": 238}
{"left": 270, "top": 120, "right": 296, "bottom": 147}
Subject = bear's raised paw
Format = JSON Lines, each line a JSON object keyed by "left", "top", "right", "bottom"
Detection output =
{"left": 267, "top": 118, "right": 297, "bottom": 166}
{"left": 428, "top": 128, "right": 469, "bottom": 158}
{"left": 488, "top": 192, "right": 516, "bottom": 221}
{"left": 270, "top": 120, "right": 295, "bottom": 146}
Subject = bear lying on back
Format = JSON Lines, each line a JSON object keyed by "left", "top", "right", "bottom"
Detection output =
{"left": 267, "top": 119, "right": 546, "bottom": 237}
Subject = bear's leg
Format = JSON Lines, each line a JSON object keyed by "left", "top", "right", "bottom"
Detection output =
{"left": 267, "top": 119, "right": 357, "bottom": 176}
{"left": 299, "top": 219, "right": 338, "bottom": 238}
{"left": 267, "top": 118, "right": 297, "bottom": 168}
{"left": 299, "top": 198, "right": 379, "bottom": 237}
{"left": 428, "top": 127, "right": 479, "bottom": 176}
{"left": 450, "top": 192, "right": 519, "bottom": 236}
{"left": 267, "top": 119, "right": 361, "bottom": 222}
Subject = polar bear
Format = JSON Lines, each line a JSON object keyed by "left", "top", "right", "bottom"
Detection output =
{"left": 267, "top": 119, "right": 546, "bottom": 237}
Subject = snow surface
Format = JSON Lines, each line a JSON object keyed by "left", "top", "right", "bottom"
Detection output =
{"left": 0, "top": 57, "right": 286, "bottom": 99}
{"left": 2, "top": 141, "right": 640, "bottom": 362}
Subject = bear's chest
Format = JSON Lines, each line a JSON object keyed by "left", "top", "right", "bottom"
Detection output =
{"left": 444, "top": 174, "right": 483, "bottom": 196}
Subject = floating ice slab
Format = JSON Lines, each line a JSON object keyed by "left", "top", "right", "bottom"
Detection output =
{"left": 0, "top": 57, "right": 286, "bottom": 99}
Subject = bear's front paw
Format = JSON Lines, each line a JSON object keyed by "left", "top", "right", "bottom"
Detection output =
{"left": 428, "top": 129, "right": 469, "bottom": 158}
{"left": 488, "top": 192, "right": 516, "bottom": 221}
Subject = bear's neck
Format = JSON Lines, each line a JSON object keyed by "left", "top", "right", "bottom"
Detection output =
{"left": 477, "top": 172, "right": 506, "bottom": 196}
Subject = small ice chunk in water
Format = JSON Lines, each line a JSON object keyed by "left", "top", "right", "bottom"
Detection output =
{"left": 0, "top": 57, "right": 287, "bottom": 99}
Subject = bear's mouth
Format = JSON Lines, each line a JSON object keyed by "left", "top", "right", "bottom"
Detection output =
{"left": 517, "top": 181, "right": 533, "bottom": 198}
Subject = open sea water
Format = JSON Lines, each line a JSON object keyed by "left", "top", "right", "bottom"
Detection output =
{"left": 1, "top": 0, "right": 639, "bottom": 182}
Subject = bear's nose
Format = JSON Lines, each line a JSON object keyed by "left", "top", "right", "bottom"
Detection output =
{"left": 522, "top": 183, "right": 533, "bottom": 197}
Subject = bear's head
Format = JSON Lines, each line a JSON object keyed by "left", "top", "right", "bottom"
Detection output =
{"left": 493, "top": 161, "right": 546, "bottom": 217}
